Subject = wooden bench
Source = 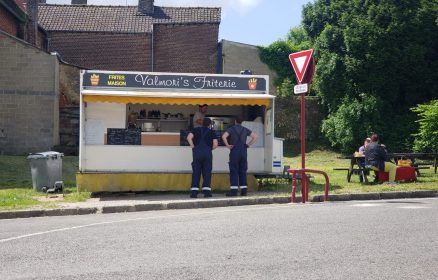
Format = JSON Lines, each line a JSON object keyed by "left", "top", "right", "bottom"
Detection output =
{"left": 333, "top": 167, "right": 372, "bottom": 183}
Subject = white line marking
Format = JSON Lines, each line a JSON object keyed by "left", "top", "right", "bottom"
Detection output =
{"left": 398, "top": 206, "right": 430, "bottom": 209}
{"left": 350, "top": 203, "right": 380, "bottom": 207}
{"left": 0, "top": 204, "right": 299, "bottom": 243}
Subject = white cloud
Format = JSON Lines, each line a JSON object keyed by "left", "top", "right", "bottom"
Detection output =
{"left": 237, "top": 0, "right": 261, "bottom": 9}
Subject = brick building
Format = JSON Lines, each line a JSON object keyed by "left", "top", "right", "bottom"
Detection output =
{"left": 0, "top": 0, "right": 221, "bottom": 154}
{"left": 0, "top": 0, "right": 47, "bottom": 49}
{"left": 38, "top": 0, "right": 221, "bottom": 73}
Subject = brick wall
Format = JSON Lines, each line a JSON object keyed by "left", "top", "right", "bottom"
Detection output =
{"left": 275, "top": 96, "right": 325, "bottom": 141}
{"left": 0, "top": 6, "right": 18, "bottom": 36}
{"left": 48, "top": 32, "right": 152, "bottom": 71}
{"left": 36, "top": 28, "right": 46, "bottom": 50}
{"left": 0, "top": 31, "right": 59, "bottom": 155}
{"left": 153, "top": 24, "right": 219, "bottom": 73}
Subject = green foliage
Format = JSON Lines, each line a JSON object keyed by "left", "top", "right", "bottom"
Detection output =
{"left": 321, "top": 94, "right": 382, "bottom": 153}
{"left": 411, "top": 100, "right": 438, "bottom": 152}
{"left": 286, "top": 26, "right": 311, "bottom": 47}
{"left": 258, "top": 40, "right": 296, "bottom": 87}
{"left": 303, "top": 0, "right": 438, "bottom": 150}
{"left": 277, "top": 78, "right": 294, "bottom": 97}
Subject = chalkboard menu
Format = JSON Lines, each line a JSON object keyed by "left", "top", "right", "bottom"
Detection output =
{"left": 107, "top": 128, "right": 141, "bottom": 145}
{"left": 179, "top": 130, "right": 225, "bottom": 146}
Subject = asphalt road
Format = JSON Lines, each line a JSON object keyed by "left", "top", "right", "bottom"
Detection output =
{"left": 1, "top": 198, "right": 438, "bottom": 280}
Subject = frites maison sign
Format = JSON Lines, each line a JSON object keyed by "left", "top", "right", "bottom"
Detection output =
{"left": 82, "top": 71, "right": 267, "bottom": 92}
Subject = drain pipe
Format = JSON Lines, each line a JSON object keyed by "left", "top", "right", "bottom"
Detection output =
{"left": 151, "top": 24, "right": 154, "bottom": 71}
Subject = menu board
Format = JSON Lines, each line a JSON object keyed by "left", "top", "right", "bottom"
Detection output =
{"left": 107, "top": 128, "right": 141, "bottom": 145}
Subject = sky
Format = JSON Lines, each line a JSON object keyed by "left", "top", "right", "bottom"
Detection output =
{"left": 46, "top": 0, "right": 313, "bottom": 46}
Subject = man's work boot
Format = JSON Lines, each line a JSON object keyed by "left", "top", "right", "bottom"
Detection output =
{"left": 225, "top": 189, "right": 238, "bottom": 197}
{"left": 240, "top": 188, "right": 247, "bottom": 196}
{"left": 190, "top": 190, "right": 198, "bottom": 198}
{"left": 203, "top": 190, "right": 212, "bottom": 198}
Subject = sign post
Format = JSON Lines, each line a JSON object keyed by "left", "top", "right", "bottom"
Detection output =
{"left": 289, "top": 50, "right": 314, "bottom": 171}
{"left": 288, "top": 49, "right": 329, "bottom": 203}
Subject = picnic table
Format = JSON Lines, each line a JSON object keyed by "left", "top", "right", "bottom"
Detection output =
{"left": 334, "top": 154, "right": 370, "bottom": 183}
{"left": 335, "top": 152, "right": 438, "bottom": 183}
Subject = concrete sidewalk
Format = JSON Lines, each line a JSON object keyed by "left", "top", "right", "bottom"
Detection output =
{"left": 1, "top": 190, "right": 437, "bottom": 220}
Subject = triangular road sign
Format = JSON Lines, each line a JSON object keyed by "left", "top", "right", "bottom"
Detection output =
{"left": 289, "top": 49, "right": 313, "bottom": 84}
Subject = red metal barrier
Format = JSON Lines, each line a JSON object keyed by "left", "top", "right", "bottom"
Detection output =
{"left": 288, "top": 51, "right": 329, "bottom": 204}
{"left": 288, "top": 168, "right": 330, "bottom": 203}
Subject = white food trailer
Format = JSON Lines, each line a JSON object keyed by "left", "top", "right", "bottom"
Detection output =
{"left": 77, "top": 70, "right": 283, "bottom": 192}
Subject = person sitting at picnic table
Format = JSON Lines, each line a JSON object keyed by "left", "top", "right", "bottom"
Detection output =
{"left": 358, "top": 137, "right": 371, "bottom": 154}
{"left": 364, "top": 134, "right": 397, "bottom": 185}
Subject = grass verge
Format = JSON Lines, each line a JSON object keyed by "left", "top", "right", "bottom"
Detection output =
{"left": 1, "top": 142, "right": 437, "bottom": 210}
{"left": 261, "top": 144, "right": 438, "bottom": 196}
{"left": 0, "top": 156, "right": 90, "bottom": 210}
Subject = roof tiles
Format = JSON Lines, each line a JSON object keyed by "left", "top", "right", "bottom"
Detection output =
{"left": 38, "top": 4, "right": 221, "bottom": 33}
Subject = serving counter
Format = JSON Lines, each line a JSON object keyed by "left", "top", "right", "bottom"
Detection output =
{"left": 104, "top": 132, "right": 180, "bottom": 146}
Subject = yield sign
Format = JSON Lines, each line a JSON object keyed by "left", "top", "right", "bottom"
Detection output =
{"left": 289, "top": 49, "right": 313, "bottom": 84}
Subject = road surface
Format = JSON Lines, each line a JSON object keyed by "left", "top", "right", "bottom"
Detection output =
{"left": 1, "top": 198, "right": 438, "bottom": 279}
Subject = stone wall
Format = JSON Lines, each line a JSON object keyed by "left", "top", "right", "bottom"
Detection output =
{"left": 58, "top": 106, "right": 79, "bottom": 154}
{"left": 59, "top": 63, "right": 80, "bottom": 107}
{"left": 220, "top": 40, "right": 277, "bottom": 95}
{"left": 0, "top": 31, "right": 59, "bottom": 155}
{"left": 57, "top": 63, "right": 80, "bottom": 153}
{"left": 274, "top": 96, "right": 325, "bottom": 141}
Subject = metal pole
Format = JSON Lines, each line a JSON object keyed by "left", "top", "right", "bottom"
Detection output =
{"left": 300, "top": 91, "right": 306, "bottom": 202}
{"left": 300, "top": 92, "right": 305, "bottom": 170}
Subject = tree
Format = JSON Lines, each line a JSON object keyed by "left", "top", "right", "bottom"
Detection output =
{"left": 411, "top": 100, "right": 438, "bottom": 152}
{"left": 286, "top": 26, "right": 310, "bottom": 47}
{"left": 321, "top": 94, "right": 382, "bottom": 152}
{"left": 302, "top": 0, "right": 438, "bottom": 152}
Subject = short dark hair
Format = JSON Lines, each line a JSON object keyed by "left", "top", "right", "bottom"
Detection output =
{"left": 199, "top": 104, "right": 208, "bottom": 108}
{"left": 235, "top": 116, "right": 243, "bottom": 124}
{"left": 202, "top": 117, "right": 212, "bottom": 127}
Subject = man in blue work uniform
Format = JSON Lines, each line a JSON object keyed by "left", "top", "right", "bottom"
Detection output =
{"left": 222, "top": 116, "right": 257, "bottom": 196}
{"left": 187, "top": 118, "right": 218, "bottom": 198}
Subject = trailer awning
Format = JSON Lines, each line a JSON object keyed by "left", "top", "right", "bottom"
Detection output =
{"left": 82, "top": 90, "right": 275, "bottom": 106}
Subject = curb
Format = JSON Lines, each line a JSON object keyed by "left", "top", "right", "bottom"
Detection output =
{"left": 1, "top": 191, "right": 437, "bottom": 220}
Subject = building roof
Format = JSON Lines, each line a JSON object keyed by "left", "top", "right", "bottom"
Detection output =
{"left": 38, "top": 4, "right": 221, "bottom": 33}
{"left": 1, "top": 0, "right": 27, "bottom": 22}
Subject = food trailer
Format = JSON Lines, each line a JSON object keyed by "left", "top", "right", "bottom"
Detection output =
{"left": 77, "top": 70, "right": 283, "bottom": 192}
